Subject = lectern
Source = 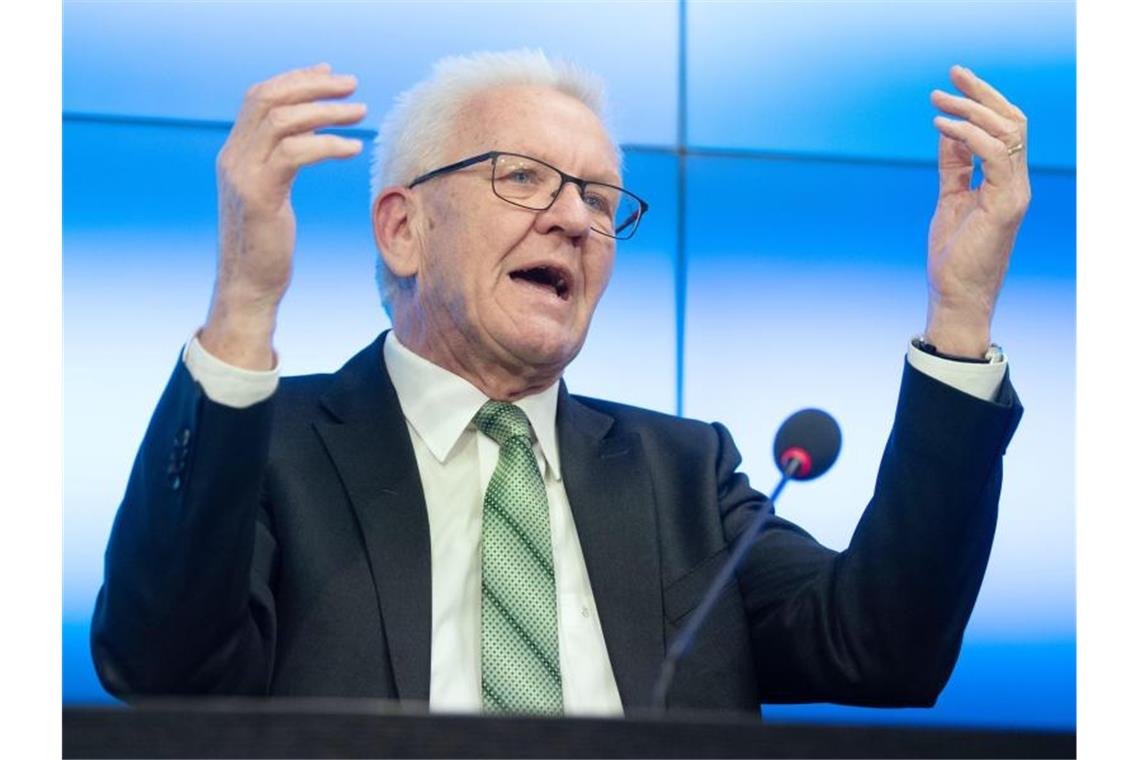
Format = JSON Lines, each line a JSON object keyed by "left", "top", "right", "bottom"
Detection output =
{"left": 63, "top": 699, "right": 1075, "bottom": 758}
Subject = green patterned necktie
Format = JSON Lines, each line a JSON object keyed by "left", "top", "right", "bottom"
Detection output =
{"left": 474, "top": 401, "right": 563, "bottom": 714}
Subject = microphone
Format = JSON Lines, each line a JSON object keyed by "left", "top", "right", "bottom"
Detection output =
{"left": 774, "top": 408, "right": 842, "bottom": 481}
{"left": 649, "top": 408, "right": 841, "bottom": 711}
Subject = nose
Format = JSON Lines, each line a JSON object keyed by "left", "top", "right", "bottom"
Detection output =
{"left": 533, "top": 181, "right": 592, "bottom": 239}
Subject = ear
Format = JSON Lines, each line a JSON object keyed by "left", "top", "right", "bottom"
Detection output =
{"left": 372, "top": 187, "right": 421, "bottom": 280}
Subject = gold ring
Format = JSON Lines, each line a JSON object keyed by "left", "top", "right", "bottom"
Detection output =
{"left": 1007, "top": 142, "right": 1025, "bottom": 156}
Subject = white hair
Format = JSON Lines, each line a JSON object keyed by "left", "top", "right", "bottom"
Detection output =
{"left": 368, "top": 49, "right": 618, "bottom": 317}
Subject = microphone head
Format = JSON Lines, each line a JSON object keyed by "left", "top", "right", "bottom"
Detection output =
{"left": 773, "top": 408, "right": 842, "bottom": 480}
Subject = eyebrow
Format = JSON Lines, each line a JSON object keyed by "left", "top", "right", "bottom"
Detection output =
{"left": 511, "top": 147, "right": 622, "bottom": 186}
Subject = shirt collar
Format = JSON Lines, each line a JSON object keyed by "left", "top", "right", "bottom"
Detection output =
{"left": 383, "top": 332, "right": 564, "bottom": 481}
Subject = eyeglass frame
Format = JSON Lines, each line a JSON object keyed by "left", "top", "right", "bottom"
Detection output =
{"left": 405, "top": 150, "right": 650, "bottom": 240}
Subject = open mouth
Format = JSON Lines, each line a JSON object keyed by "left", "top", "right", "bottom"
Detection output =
{"left": 509, "top": 265, "right": 571, "bottom": 300}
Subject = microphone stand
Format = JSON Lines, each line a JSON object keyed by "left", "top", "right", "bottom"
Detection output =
{"left": 649, "top": 457, "right": 802, "bottom": 711}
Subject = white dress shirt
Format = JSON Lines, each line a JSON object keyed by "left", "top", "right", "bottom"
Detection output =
{"left": 378, "top": 333, "right": 624, "bottom": 715}
{"left": 185, "top": 331, "right": 626, "bottom": 715}
{"left": 181, "top": 331, "right": 1007, "bottom": 714}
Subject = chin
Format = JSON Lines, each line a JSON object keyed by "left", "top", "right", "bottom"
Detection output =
{"left": 502, "top": 324, "right": 585, "bottom": 372}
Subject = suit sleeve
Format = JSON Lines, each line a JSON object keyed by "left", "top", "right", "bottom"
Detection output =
{"left": 725, "top": 360, "right": 1023, "bottom": 706}
{"left": 90, "top": 355, "right": 279, "bottom": 698}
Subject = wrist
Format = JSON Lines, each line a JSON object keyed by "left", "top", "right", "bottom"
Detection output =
{"left": 912, "top": 335, "right": 1003, "bottom": 364}
{"left": 924, "top": 302, "right": 992, "bottom": 359}
{"left": 201, "top": 293, "right": 279, "bottom": 371}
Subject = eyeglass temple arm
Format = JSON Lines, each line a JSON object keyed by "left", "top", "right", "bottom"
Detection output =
{"left": 407, "top": 152, "right": 499, "bottom": 189}
{"left": 614, "top": 199, "right": 650, "bottom": 236}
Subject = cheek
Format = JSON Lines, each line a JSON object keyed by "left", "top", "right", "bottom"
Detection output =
{"left": 465, "top": 219, "right": 533, "bottom": 290}
{"left": 420, "top": 201, "right": 486, "bottom": 305}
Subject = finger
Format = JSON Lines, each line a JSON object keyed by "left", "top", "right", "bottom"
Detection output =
{"left": 936, "top": 134, "right": 974, "bottom": 197}
{"left": 238, "top": 67, "right": 359, "bottom": 129}
{"left": 266, "top": 133, "right": 364, "bottom": 178}
{"left": 949, "top": 65, "right": 1027, "bottom": 124}
{"left": 931, "top": 89, "right": 1022, "bottom": 146}
{"left": 933, "top": 116, "right": 1015, "bottom": 188}
{"left": 258, "top": 70, "right": 358, "bottom": 107}
{"left": 255, "top": 101, "right": 368, "bottom": 158}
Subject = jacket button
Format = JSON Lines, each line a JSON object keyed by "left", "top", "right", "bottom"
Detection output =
{"left": 168, "top": 474, "right": 182, "bottom": 490}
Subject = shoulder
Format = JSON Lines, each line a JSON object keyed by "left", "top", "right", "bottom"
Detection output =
{"left": 567, "top": 392, "right": 730, "bottom": 457}
{"left": 268, "top": 372, "right": 338, "bottom": 440}
{"left": 277, "top": 372, "right": 335, "bottom": 408}
{"left": 568, "top": 393, "right": 700, "bottom": 429}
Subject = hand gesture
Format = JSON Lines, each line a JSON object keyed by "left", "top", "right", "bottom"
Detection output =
{"left": 926, "top": 65, "right": 1031, "bottom": 357}
{"left": 201, "top": 63, "right": 367, "bottom": 369}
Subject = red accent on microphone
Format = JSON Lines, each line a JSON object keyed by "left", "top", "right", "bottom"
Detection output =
{"left": 780, "top": 446, "right": 813, "bottom": 478}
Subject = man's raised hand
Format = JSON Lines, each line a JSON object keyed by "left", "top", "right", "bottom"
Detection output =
{"left": 201, "top": 63, "right": 367, "bottom": 370}
{"left": 926, "top": 65, "right": 1031, "bottom": 358}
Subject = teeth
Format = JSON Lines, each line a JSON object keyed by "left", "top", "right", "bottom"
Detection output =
{"left": 511, "top": 266, "right": 569, "bottom": 298}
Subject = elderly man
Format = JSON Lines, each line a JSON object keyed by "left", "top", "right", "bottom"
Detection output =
{"left": 92, "top": 50, "right": 1026, "bottom": 716}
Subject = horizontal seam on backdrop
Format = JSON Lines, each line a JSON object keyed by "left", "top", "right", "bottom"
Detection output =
{"left": 61, "top": 111, "right": 1077, "bottom": 176}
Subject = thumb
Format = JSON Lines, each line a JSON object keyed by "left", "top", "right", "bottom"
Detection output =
{"left": 937, "top": 134, "right": 974, "bottom": 197}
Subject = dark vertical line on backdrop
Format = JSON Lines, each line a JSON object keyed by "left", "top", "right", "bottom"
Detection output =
{"left": 675, "top": 0, "right": 689, "bottom": 417}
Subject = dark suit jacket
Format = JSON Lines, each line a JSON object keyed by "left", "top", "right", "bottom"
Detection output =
{"left": 91, "top": 331, "right": 1022, "bottom": 714}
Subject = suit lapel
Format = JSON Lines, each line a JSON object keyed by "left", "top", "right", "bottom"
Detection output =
{"left": 557, "top": 388, "right": 665, "bottom": 710}
{"left": 313, "top": 333, "right": 432, "bottom": 704}
{"left": 307, "top": 335, "right": 666, "bottom": 709}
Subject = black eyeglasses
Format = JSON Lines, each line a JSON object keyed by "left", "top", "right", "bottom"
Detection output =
{"left": 407, "top": 151, "right": 649, "bottom": 240}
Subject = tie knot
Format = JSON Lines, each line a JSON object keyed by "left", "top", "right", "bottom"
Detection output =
{"left": 474, "top": 401, "right": 532, "bottom": 446}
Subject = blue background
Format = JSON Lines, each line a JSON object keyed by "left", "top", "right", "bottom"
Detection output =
{"left": 63, "top": 0, "right": 1075, "bottom": 728}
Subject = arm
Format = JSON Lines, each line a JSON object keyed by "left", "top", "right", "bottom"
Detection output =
{"left": 91, "top": 358, "right": 279, "bottom": 696}
{"left": 90, "top": 64, "right": 366, "bottom": 697}
{"left": 924, "top": 65, "right": 1031, "bottom": 357}
{"left": 725, "top": 362, "right": 1021, "bottom": 706}
{"left": 728, "top": 66, "right": 1030, "bottom": 706}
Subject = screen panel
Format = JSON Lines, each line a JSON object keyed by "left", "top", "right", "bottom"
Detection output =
{"left": 62, "top": 116, "right": 677, "bottom": 700}
{"left": 62, "top": 115, "right": 388, "bottom": 700}
{"left": 686, "top": 0, "right": 1075, "bottom": 167}
{"left": 682, "top": 153, "right": 1074, "bottom": 726}
{"left": 63, "top": 0, "right": 679, "bottom": 148}
{"left": 564, "top": 149, "right": 678, "bottom": 412}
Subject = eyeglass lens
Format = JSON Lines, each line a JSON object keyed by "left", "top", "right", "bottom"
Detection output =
{"left": 491, "top": 154, "right": 642, "bottom": 239}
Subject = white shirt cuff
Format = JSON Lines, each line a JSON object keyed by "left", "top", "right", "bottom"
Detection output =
{"left": 905, "top": 341, "right": 1006, "bottom": 402}
{"left": 182, "top": 332, "right": 279, "bottom": 409}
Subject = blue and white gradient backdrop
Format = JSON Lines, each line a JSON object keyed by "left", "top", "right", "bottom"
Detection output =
{"left": 63, "top": 0, "right": 1075, "bottom": 728}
